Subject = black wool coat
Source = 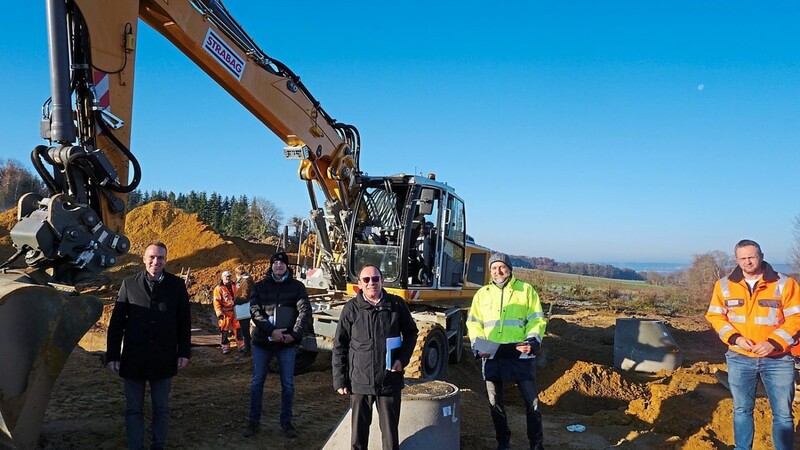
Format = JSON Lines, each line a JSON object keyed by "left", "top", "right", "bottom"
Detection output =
{"left": 106, "top": 271, "right": 192, "bottom": 380}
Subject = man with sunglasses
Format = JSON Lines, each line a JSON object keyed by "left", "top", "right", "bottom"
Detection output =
{"left": 332, "top": 264, "right": 419, "bottom": 450}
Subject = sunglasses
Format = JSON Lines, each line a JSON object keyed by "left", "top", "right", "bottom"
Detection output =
{"left": 360, "top": 276, "right": 381, "bottom": 284}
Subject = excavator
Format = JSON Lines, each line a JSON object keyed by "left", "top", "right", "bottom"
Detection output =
{"left": 0, "top": 1, "right": 490, "bottom": 447}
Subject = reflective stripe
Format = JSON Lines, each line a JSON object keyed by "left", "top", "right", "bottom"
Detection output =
{"left": 727, "top": 314, "right": 746, "bottom": 323}
{"left": 707, "top": 305, "right": 726, "bottom": 314}
{"left": 754, "top": 316, "right": 783, "bottom": 326}
{"left": 467, "top": 315, "right": 482, "bottom": 325}
{"left": 719, "top": 324, "right": 734, "bottom": 338}
{"left": 526, "top": 311, "right": 544, "bottom": 322}
{"left": 774, "top": 328, "right": 795, "bottom": 346}
{"left": 775, "top": 274, "right": 788, "bottom": 297}
{"left": 719, "top": 276, "right": 730, "bottom": 297}
{"left": 483, "top": 320, "right": 501, "bottom": 328}
{"left": 526, "top": 332, "right": 541, "bottom": 341}
{"left": 784, "top": 306, "right": 800, "bottom": 317}
{"left": 503, "top": 319, "right": 526, "bottom": 327}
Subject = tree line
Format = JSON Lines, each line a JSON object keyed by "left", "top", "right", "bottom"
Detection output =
{"left": 0, "top": 158, "right": 46, "bottom": 210}
{"left": 127, "top": 189, "right": 299, "bottom": 241}
{"left": 509, "top": 255, "right": 647, "bottom": 281}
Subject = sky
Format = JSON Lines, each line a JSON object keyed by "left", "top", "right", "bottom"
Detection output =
{"left": 1, "top": 1, "right": 799, "bottom": 265}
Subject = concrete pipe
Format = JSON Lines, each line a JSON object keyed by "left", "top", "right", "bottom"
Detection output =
{"left": 613, "top": 318, "right": 682, "bottom": 373}
{"left": 323, "top": 379, "right": 461, "bottom": 450}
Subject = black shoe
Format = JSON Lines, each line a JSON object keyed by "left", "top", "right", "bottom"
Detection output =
{"left": 496, "top": 444, "right": 511, "bottom": 450}
{"left": 236, "top": 350, "right": 250, "bottom": 361}
{"left": 280, "top": 421, "right": 298, "bottom": 438}
{"left": 243, "top": 420, "right": 259, "bottom": 438}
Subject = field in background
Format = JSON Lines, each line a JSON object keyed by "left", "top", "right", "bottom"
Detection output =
{"left": 512, "top": 267, "right": 703, "bottom": 315}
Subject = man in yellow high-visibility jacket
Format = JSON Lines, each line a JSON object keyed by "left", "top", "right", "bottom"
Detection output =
{"left": 467, "top": 252, "right": 547, "bottom": 450}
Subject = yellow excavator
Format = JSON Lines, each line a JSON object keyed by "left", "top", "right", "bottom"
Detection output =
{"left": 0, "top": 1, "right": 490, "bottom": 447}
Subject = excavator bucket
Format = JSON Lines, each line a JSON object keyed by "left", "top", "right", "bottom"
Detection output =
{"left": 0, "top": 276, "right": 102, "bottom": 449}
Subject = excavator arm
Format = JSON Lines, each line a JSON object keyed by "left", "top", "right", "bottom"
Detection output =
{"left": 6, "top": 0, "right": 360, "bottom": 286}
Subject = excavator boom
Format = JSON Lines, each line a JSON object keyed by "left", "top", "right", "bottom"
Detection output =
{"left": 7, "top": 0, "right": 359, "bottom": 286}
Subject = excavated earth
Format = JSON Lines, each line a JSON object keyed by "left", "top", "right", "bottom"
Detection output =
{"left": 1, "top": 203, "right": 799, "bottom": 449}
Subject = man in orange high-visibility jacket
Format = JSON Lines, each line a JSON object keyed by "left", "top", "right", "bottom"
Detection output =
{"left": 214, "top": 271, "right": 244, "bottom": 355}
{"left": 705, "top": 239, "right": 800, "bottom": 450}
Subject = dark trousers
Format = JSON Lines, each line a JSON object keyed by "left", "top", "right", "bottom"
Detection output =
{"left": 350, "top": 392, "right": 401, "bottom": 450}
{"left": 239, "top": 318, "right": 252, "bottom": 351}
{"left": 123, "top": 377, "right": 172, "bottom": 450}
{"left": 486, "top": 379, "right": 543, "bottom": 450}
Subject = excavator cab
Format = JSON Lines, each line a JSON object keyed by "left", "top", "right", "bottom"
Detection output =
{"left": 346, "top": 174, "right": 468, "bottom": 292}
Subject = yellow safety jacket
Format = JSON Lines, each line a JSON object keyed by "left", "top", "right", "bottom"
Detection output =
{"left": 466, "top": 275, "right": 546, "bottom": 345}
{"left": 705, "top": 263, "right": 800, "bottom": 357}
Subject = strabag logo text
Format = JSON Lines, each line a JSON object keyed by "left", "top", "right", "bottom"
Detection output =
{"left": 203, "top": 28, "right": 245, "bottom": 81}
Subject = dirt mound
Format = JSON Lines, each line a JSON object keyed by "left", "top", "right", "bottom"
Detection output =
{"left": 125, "top": 201, "right": 245, "bottom": 269}
{"left": 540, "top": 361, "right": 649, "bottom": 415}
{"left": 0, "top": 208, "right": 17, "bottom": 261}
{"left": 121, "top": 201, "right": 276, "bottom": 304}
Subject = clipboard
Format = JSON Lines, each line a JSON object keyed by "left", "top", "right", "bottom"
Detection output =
{"left": 272, "top": 306, "right": 298, "bottom": 330}
{"left": 385, "top": 336, "right": 402, "bottom": 370}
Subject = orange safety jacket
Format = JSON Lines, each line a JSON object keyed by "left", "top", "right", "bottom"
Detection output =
{"left": 705, "top": 263, "right": 800, "bottom": 357}
{"left": 213, "top": 283, "right": 238, "bottom": 331}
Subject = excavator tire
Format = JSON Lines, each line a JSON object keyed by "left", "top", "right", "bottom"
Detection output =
{"left": 293, "top": 348, "right": 318, "bottom": 374}
{"left": 268, "top": 348, "right": 318, "bottom": 375}
{"left": 405, "top": 321, "right": 448, "bottom": 379}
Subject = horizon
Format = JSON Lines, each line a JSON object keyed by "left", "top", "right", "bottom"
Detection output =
{"left": 1, "top": 2, "right": 799, "bottom": 263}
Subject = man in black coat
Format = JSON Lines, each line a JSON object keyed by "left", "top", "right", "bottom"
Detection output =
{"left": 332, "top": 264, "right": 419, "bottom": 450}
{"left": 106, "top": 242, "right": 191, "bottom": 450}
{"left": 243, "top": 251, "right": 311, "bottom": 439}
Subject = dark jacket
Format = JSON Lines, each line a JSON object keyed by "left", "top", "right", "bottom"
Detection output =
{"left": 106, "top": 271, "right": 192, "bottom": 380}
{"left": 249, "top": 267, "right": 312, "bottom": 347}
{"left": 332, "top": 290, "right": 418, "bottom": 396}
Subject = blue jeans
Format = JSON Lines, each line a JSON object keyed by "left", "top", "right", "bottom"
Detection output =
{"left": 248, "top": 344, "right": 296, "bottom": 423}
{"left": 124, "top": 377, "right": 172, "bottom": 450}
{"left": 726, "top": 350, "right": 795, "bottom": 450}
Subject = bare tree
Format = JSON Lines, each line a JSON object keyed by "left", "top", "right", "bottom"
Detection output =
{"left": 252, "top": 196, "right": 283, "bottom": 238}
{"left": 0, "top": 158, "right": 46, "bottom": 210}
{"left": 686, "top": 251, "right": 732, "bottom": 304}
{"left": 791, "top": 214, "right": 800, "bottom": 273}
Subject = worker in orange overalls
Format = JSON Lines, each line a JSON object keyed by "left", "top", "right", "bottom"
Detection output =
{"left": 214, "top": 271, "right": 244, "bottom": 355}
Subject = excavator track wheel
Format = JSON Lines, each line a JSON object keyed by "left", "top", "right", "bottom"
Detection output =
{"left": 404, "top": 321, "right": 448, "bottom": 379}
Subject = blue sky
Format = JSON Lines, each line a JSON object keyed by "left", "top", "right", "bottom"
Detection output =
{"left": 1, "top": 1, "right": 799, "bottom": 265}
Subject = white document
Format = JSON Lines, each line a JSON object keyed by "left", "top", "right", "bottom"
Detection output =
{"left": 472, "top": 338, "right": 500, "bottom": 359}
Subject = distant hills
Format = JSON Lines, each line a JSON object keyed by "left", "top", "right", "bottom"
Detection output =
{"left": 508, "top": 255, "right": 646, "bottom": 281}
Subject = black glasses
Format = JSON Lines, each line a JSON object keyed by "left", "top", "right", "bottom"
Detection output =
{"left": 361, "top": 276, "right": 381, "bottom": 284}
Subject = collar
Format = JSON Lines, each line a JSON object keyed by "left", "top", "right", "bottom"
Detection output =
{"left": 728, "top": 261, "right": 778, "bottom": 283}
{"left": 145, "top": 272, "right": 164, "bottom": 283}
